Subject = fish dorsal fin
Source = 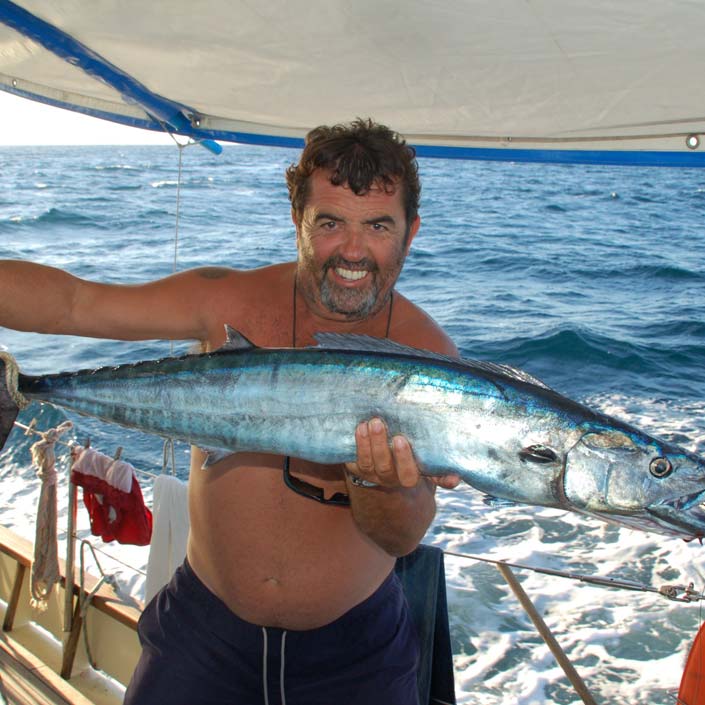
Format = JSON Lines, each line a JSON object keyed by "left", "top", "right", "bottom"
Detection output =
{"left": 220, "top": 325, "right": 257, "bottom": 351}
{"left": 313, "top": 333, "right": 456, "bottom": 364}
{"left": 468, "top": 360, "right": 554, "bottom": 391}
{"left": 313, "top": 333, "right": 554, "bottom": 391}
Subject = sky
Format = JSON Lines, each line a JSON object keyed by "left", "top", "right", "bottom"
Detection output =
{"left": 0, "top": 91, "right": 174, "bottom": 146}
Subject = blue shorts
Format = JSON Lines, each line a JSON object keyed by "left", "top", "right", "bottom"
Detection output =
{"left": 124, "top": 559, "right": 420, "bottom": 705}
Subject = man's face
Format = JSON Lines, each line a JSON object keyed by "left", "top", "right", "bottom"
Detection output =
{"left": 295, "top": 170, "right": 419, "bottom": 320}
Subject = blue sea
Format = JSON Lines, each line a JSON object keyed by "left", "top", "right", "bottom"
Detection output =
{"left": 1, "top": 143, "right": 705, "bottom": 704}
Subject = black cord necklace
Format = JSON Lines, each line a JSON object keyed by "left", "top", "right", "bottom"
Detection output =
{"left": 283, "top": 271, "right": 394, "bottom": 505}
{"left": 290, "top": 271, "right": 395, "bottom": 347}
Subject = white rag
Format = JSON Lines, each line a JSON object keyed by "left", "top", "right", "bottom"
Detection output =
{"left": 71, "top": 446, "right": 135, "bottom": 492}
{"left": 145, "top": 474, "right": 190, "bottom": 603}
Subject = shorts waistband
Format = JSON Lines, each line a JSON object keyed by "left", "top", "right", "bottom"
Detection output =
{"left": 177, "top": 557, "right": 403, "bottom": 641}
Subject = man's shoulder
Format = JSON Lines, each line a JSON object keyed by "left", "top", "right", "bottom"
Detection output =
{"left": 189, "top": 262, "right": 295, "bottom": 348}
{"left": 390, "top": 293, "right": 457, "bottom": 357}
{"left": 177, "top": 262, "right": 294, "bottom": 302}
{"left": 185, "top": 261, "right": 293, "bottom": 285}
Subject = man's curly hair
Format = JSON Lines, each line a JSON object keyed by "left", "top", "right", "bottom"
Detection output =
{"left": 286, "top": 118, "right": 420, "bottom": 235}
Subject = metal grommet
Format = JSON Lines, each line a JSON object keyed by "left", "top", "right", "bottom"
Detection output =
{"left": 686, "top": 134, "right": 700, "bottom": 150}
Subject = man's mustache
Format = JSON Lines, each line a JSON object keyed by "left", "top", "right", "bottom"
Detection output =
{"left": 323, "top": 256, "right": 379, "bottom": 274}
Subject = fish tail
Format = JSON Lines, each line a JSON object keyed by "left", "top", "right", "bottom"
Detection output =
{"left": 0, "top": 352, "right": 29, "bottom": 451}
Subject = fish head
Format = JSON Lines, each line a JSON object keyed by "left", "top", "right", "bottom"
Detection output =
{"left": 563, "top": 426, "right": 705, "bottom": 540}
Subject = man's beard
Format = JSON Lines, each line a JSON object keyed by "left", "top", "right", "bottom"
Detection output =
{"left": 319, "top": 268, "right": 378, "bottom": 318}
{"left": 315, "top": 254, "right": 402, "bottom": 319}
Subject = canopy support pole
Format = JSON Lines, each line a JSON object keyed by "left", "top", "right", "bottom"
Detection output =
{"left": 496, "top": 562, "right": 598, "bottom": 705}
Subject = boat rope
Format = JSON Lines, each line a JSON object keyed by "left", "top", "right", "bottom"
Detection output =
{"left": 444, "top": 550, "right": 705, "bottom": 603}
{"left": 79, "top": 538, "right": 147, "bottom": 579}
{"left": 13, "top": 419, "right": 162, "bottom": 481}
{"left": 28, "top": 420, "right": 73, "bottom": 610}
{"left": 78, "top": 538, "right": 118, "bottom": 668}
{"left": 0, "top": 351, "right": 30, "bottom": 410}
{"left": 157, "top": 123, "right": 204, "bottom": 278}
{"left": 162, "top": 436, "right": 177, "bottom": 475}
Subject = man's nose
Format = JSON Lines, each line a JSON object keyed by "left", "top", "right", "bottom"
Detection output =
{"left": 339, "top": 227, "right": 366, "bottom": 259}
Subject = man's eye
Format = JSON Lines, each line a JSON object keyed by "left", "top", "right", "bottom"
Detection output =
{"left": 370, "top": 223, "right": 387, "bottom": 232}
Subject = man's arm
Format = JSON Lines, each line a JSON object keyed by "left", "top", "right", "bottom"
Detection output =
{"left": 0, "top": 259, "right": 219, "bottom": 341}
{"left": 344, "top": 310, "right": 461, "bottom": 557}
{"left": 343, "top": 421, "right": 435, "bottom": 556}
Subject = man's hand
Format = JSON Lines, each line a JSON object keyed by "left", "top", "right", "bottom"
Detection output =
{"left": 345, "top": 417, "right": 461, "bottom": 490}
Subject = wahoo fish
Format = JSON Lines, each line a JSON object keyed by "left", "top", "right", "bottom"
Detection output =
{"left": 1, "top": 327, "right": 704, "bottom": 540}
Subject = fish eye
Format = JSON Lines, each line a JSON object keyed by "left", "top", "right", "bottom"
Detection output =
{"left": 649, "top": 456, "right": 673, "bottom": 478}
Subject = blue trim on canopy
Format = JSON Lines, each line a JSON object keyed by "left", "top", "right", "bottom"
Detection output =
{"left": 1, "top": 0, "right": 704, "bottom": 166}
{"left": 413, "top": 144, "right": 705, "bottom": 168}
{"left": 1, "top": 84, "right": 168, "bottom": 133}
{"left": 0, "top": 0, "right": 221, "bottom": 153}
{"left": 5, "top": 83, "right": 705, "bottom": 167}
{"left": 200, "top": 128, "right": 705, "bottom": 167}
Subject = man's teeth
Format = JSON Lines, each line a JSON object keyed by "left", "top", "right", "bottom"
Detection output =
{"left": 335, "top": 268, "right": 367, "bottom": 281}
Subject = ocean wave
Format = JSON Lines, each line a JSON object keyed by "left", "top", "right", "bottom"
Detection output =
{"left": 467, "top": 325, "right": 705, "bottom": 400}
{"left": 574, "top": 261, "right": 705, "bottom": 283}
{"left": 0, "top": 206, "right": 110, "bottom": 230}
{"left": 93, "top": 163, "right": 140, "bottom": 171}
{"left": 474, "top": 326, "right": 645, "bottom": 370}
{"left": 586, "top": 393, "right": 705, "bottom": 453}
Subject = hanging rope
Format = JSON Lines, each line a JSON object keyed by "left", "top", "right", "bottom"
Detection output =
{"left": 162, "top": 437, "right": 177, "bottom": 475}
{"left": 78, "top": 538, "right": 118, "bottom": 668}
{"left": 162, "top": 130, "right": 198, "bottom": 357}
{"left": 172, "top": 139, "right": 185, "bottom": 275}
{"left": 159, "top": 124, "right": 201, "bottom": 278}
{"left": 28, "top": 420, "right": 73, "bottom": 610}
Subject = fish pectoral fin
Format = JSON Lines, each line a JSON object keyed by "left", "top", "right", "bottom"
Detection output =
{"left": 483, "top": 495, "right": 518, "bottom": 508}
{"left": 200, "top": 447, "right": 234, "bottom": 468}
{"left": 519, "top": 444, "right": 559, "bottom": 464}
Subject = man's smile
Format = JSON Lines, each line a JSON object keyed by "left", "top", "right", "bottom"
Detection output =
{"left": 334, "top": 266, "right": 369, "bottom": 282}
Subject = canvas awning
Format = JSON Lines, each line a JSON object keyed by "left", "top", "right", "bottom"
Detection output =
{"left": 1, "top": 0, "right": 704, "bottom": 164}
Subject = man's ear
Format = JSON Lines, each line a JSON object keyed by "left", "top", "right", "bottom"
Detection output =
{"left": 291, "top": 208, "right": 301, "bottom": 241}
{"left": 405, "top": 216, "right": 421, "bottom": 253}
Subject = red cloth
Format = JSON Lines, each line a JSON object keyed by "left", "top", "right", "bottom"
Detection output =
{"left": 72, "top": 469, "right": 153, "bottom": 546}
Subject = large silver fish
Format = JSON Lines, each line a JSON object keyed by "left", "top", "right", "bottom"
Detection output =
{"left": 1, "top": 327, "right": 704, "bottom": 539}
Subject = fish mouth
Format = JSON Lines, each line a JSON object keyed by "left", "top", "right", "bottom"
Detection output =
{"left": 647, "top": 488, "right": 705, "bottom": 540}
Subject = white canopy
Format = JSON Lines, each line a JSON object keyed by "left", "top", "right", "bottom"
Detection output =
{"left": 1, "top": 0, "right": 704, "bottom": 164}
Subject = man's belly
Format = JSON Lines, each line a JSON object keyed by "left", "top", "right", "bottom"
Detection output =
{"left": 186, "top": 450, "right": 395, "bottom": 630}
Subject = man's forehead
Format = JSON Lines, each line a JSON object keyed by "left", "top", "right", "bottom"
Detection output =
{"left": 309, "top": 169, "right": 400, "bottom": 199}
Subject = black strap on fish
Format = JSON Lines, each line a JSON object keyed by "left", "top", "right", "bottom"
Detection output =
{"left": 282, "top": 456, "right": 352, "bottom": 506}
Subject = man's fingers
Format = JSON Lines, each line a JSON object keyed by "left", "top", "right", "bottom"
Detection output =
{"left": 348, "top": 418, "right": 429, "bottom": 489}
{"left": 367, "top": 418, "right": 396, "bottom": 482}
{"left": 430, "top": 474, "right": 462, "bottom": 490}
{"left": 391, "top": 435, "right": 420, "bottom": 488}
{"left": 350, "top": 418, "right": 401, "bottom": 486}
{"left": 351, "top": 420, "right": 374, "bottom": 474}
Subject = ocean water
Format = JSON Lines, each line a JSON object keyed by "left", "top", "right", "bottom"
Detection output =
{"left": 1, "top": 143, "right": 705, "bottom": 704}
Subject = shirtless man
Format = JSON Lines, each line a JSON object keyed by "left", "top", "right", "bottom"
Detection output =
{"left": 0, "top": 119, "right": 459, "bottom": 704}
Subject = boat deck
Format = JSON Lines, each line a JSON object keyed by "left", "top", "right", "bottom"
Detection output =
{"left": 0, "top": 525, "right": 140, "bottom": 705}
{"left": 0, "top": 631, "right": 94, "bottom": 705}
